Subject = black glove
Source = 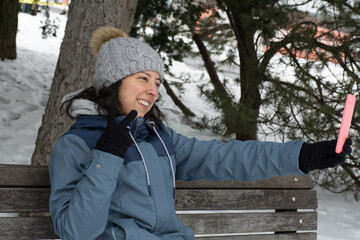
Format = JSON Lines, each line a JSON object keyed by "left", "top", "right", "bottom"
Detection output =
{"left": 95, "top": 103, "right": 137, "bottom": 158}
{"left": 298, "top": 138, "right": 352, "bottom": 172}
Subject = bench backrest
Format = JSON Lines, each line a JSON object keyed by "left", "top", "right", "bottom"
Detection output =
{"left": 0, "top": 164, "right": 317, "bottom": 239}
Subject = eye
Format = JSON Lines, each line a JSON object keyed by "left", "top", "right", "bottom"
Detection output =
{"left": 138, "top": 76, "right": 149, "bottom": 84}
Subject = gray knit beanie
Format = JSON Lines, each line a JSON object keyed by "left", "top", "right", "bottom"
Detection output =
{"left": 89, "top": 26, "right": 164, "bottom": 94}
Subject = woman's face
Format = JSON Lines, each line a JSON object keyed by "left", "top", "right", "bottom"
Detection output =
{"left": 118, "top": 71, "right": 161, "bottom": 118}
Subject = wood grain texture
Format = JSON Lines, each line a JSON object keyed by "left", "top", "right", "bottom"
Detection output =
{"left": 0, "top": 212, "right": 316, "bottom": 239}
{"left": 176, "top": 175, "right": 314, "bottom": 189}
{"left": 0, "top": 188, "right": 317, "bottom": 212}
{"left": 0, "top": 217, "right": 59, "bottom": 240}
{"left": 176, "top": 189, "right": 317, "bottom": 210}
{"left": 0, "top": 164, "right": 50, "bottom": 187}
{"left": 0, "top": 165, "right": 314, "bottom": 189}
{"left": 0, "top": 188, "right": 50, "bottom": 212}
{"left": 178, "top": 212, "right": 317, "bottom": 233}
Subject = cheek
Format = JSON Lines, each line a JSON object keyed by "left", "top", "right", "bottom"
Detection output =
{"left": 118, "top": 89, "right": 132, "bottom": 111}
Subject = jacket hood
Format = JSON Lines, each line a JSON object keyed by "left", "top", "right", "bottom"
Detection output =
{"left": 62, "top": 90, "right": 146, "bottom": 133}
{"left": 62, "top": 89, "right": 104, "bottom": 118}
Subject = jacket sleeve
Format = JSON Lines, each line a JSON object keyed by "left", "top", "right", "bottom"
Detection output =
{"left": 48, "top": 134, "right": 123, "bottom": 240}
{"left": 164, "top": 127, "right": 305, "bottom": 182}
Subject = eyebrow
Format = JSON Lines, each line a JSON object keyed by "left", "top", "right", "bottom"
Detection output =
{"left": 140, "top": 71, "right": 161, "bottom": 81}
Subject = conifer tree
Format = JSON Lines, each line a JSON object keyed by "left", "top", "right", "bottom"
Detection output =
{"left": 132, "top": 0, "right": 360, "bottom": 196}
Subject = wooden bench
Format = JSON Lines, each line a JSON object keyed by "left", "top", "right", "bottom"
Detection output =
{"left": 0, "top": 164, "right": 317, "bottom": 239}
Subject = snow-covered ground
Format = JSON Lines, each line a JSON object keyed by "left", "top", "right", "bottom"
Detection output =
{"left": 0, "top": 8, "right": 359, "bottom": 239}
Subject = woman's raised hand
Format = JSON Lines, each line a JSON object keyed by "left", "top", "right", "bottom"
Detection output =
{"left": 95, "top": 102, "right": 137, "bottom": 158}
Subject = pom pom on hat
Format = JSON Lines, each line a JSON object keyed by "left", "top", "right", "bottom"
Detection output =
{"left": 89, "top": 26, "right": 129, "bottom": 57}
{"left": 90, "top": 26, "right": 164, "bottom": 94}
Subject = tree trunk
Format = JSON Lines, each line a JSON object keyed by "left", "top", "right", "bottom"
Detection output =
{"left": 226, "top": 2, "right": 261, "bottom": 141}
{"left": 31, "top": 0, "right": 138, "bottom": 165}
{"left": 0, "top": 0, "right": 19, "bottom": 60}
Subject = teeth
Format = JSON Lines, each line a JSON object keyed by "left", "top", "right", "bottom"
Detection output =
{"left": 138, "top": 99, "right": 150, "bottom": 107}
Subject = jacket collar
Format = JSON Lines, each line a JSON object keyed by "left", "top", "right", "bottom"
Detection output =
{"left": 71, "top": 115, "right": 148, "bottom": 140}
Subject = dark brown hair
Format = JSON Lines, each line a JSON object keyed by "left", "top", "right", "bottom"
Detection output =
{"left": 61, "top": 80, "right": 165, "bottom": 126}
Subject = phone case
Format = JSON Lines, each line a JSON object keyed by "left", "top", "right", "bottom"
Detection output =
{"left": 336, "top": 94, "right": 356, "bottom": 153}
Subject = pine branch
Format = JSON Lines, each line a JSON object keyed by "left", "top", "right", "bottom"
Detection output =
{"left": 341, "top": 164, "right": 360, "bottom": 189}
{"left": 198, "top": 23, "right": 232, "bottom": 40}
{"left": 263, "top": 75, "right": 343, "bottom": 128}
{"left": 260, "top": 21, "right": 317, "bottom": 72}
{"left": 260, "top": 35, "right": 292, "bottom": 72}
{"left": 342, "top": 162, "right": 360, "bottom": 169}
{"left": 162, "top": 79, "right": 195, "bottom": 117}
{"left": 192, "top": 33, "right": 232, "bottom": 105}
{"left": 314, "top": 39, "right": 360, "bottom": 79}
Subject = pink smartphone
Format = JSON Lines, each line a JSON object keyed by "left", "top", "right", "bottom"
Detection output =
{"left": 336, "top": 94, "right": 356, "bottom": 153}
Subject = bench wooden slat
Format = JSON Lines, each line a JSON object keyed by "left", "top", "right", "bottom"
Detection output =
{"left": 176, "top": 175, "right": 314, "bottom": 189}
{"left": 0, "top": 217, "right": 59, "bottom": 240}
{"left": 0, "top": 164, "right": 50, "bottom": 187}
{"left": 176, "top": 189, "right": 317, "bottom": 210}
{"left": 0, "top": 164, "right": 314, "bottom": 189}
{"left": 0, "top": 212, "right": 316, "bottom": 239}
{"left": 178, "top": 212, "right": 317, "bottom": 233}
{"left": 195, "top": 232, "right": 317, "bottom": 239}
{"left": 0, "top": 188, "right": 317, "bottom": 212}
{"left": 0, "top": 188, "right": 50, "bottom": 212}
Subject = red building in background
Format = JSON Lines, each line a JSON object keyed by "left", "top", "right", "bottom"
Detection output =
{"left": 263, "top": 26, "right": 349, "bottom": 64}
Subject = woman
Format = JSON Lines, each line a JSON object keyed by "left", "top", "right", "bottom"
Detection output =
{"left": 49, "top": 26, "right": 352, "bottom": 240}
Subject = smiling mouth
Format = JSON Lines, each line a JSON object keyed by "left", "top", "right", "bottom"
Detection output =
{"left": 137, "top": 99, "right": 150, "bottom": 107}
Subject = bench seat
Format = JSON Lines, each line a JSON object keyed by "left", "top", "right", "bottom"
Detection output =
{"left": 0, "top": 164, "right": 317, "bottom": 240}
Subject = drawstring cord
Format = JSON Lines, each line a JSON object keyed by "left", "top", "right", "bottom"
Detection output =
{"left": 148, "top": 121, "right": 176, "bottom": 199}
{"left": 127, "top": 122, "right": 176, "bottom": 199}
{"left": 127, "top": 127, "right": 152, "bottom": 196}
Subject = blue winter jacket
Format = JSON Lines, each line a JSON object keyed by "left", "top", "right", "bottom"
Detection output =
{"left": 49, "top": 115, "right": 305, "bottom": 240}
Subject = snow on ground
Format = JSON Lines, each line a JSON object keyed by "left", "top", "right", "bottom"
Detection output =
{"left": 0, "top": 9, "right": 65, "bottom": 164}
{"left": 317, "top": 187, "right": 360, "bottom": 240}
{"left": 0, "top": 8, "right": 359, "bottom": 239}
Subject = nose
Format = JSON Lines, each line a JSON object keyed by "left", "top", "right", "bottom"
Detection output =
{"left": 146, "top": 82, "right": 158, "bottom": 97}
